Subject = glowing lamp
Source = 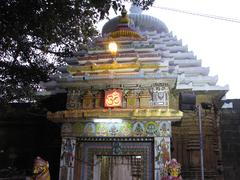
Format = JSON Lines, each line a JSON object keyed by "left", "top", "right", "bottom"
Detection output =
{"left": 108, "top": 42, "right": 118, "bottom": 55}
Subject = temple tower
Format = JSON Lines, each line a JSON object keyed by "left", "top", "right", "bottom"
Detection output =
{"left": 41, "top": 5, "right": 228, "bottom": 180}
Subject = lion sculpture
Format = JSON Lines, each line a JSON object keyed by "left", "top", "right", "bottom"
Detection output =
{"left": 32, "top": 156, "right": 50, "bottom": 180}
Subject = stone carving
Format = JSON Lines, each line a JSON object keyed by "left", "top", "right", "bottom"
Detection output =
{"left": 139, "top": 90, "right": 151, "bottom": 108}
{"left": 95, "top": 91, "right": 104, "bottom": 108}
{"left": 82, "top": 90, "right": 94, "bottom": 109}
{"left": 66, "top": 89, "right": 81, "bottom": 109}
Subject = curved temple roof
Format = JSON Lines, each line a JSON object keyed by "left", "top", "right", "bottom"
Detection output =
{"left": 102, "top": 5, "right": 168, "bottom": 35}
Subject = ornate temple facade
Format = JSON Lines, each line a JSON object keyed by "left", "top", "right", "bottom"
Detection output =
{"left": 41, "top": 5, "right": 228, "bottom": 180}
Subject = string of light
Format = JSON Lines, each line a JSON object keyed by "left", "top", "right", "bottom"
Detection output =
{"left": 152, "top": 5, "right": 240, "bottom": 24}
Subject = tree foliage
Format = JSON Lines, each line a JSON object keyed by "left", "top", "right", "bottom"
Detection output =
{"left": 0, "top": 0, "right": 154, "bottom": 103}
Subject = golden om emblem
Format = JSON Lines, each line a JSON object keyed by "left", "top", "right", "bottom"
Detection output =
{"left": 105, "top": 91, "right": 122, "bottom": 107}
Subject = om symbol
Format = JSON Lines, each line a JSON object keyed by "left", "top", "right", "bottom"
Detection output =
{"left": 105, "top": 90, "right": 122, "bottom": 107}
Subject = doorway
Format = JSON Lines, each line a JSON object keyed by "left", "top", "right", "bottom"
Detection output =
{"left": 93, "top": 155, "right": 143, "bottom": 180}
{"left": 75, "top": 137, "right": 154, "bottom": 180}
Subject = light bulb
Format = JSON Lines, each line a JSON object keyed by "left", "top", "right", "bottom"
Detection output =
{"left": 108, "top": 42, "right": 118, "bottom": 54}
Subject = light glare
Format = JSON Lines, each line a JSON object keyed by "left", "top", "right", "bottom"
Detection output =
{"left": 93, "top": 118, "right": 123, "bottom": 123}
{"left": 108, "top": 42, "right": 118, "bottom": 54}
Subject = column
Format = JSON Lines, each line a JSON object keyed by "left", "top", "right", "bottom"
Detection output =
{"left": 59, "top": 137, "right": 76, "bottom": 180}
{"left": 154, "top": 121, "right": 172, "bottom": 179}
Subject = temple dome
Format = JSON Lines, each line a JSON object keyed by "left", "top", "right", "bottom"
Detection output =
{"left": 102, "top": 6, "right": 168, "bottom": 35}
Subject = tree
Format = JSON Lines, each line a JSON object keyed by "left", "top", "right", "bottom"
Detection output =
{"left": 0, "top": 0, "right": 154, "bottom": 103}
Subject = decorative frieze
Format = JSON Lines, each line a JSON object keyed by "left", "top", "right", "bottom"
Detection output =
{"left": 69, "top": 120, "right": 172, "bottom": 137}
{"left": 48, "top": 108, "right": 183, "bottom": 122}
{"left": 65, "top": 84, "right": 171, "bottom": 110}
{"left": 76, "top": 136, "right": 154, "bottom": 142}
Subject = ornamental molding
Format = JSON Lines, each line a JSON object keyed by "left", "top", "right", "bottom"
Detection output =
{"left": 67, "top": 61, "right": 166, "bottom": 75}
{"left": 75, "top": 137, "right": 154, "bottom": 142}
{"left": 47, "top": 108, "right": 183, "bottom": 123}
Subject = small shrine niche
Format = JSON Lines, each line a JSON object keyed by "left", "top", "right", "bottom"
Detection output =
{"left": 151, "top": 83, "right": 169, "bottom": 107}
{"left": 139, "top": 90, "right": 151, "bottom": 108}
{"left": 126, "top": 90, "right": 137, "bottom": 108}
{"left": 66, "top": 89, "right": 81, "bottom": 109}
{"left": 95, "top": 91, "right": 104, "bottom": 108}
{"left": 82, "top": 90, "right": 94, "bottom": 109}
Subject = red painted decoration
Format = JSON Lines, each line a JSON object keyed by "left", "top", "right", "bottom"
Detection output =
{"left": 104, "top": 89, "right": 122, "bottom": 108}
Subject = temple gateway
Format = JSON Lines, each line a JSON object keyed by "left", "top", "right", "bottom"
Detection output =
{"left": 41, "top": 5, "right": 228, "bottom": 180}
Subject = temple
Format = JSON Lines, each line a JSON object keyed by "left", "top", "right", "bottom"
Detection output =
{"left": 40, "top": 5, "right": 228, "bottom": 180}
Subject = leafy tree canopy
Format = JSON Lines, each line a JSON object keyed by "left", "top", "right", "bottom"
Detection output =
{"left": 0, "top": 0, "right": 154, "bottom": 104}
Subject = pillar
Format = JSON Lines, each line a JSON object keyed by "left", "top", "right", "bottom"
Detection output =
{"left": 59, "top": 137, "right": 76, "bottom": 180}
{"left": 154, "top": 121, "right": 172, "bottom": 179}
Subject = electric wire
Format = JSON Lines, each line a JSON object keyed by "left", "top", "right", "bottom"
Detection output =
{"left": 152, "top": 5, "right": 240, "bottom": 24}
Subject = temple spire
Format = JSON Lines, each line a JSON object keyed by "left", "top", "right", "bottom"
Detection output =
{"left": 119, "top": 5, "right": 129, "bottom": 24}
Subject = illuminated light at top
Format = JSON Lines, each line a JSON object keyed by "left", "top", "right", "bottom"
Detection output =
{"left": 108, "top": 42, "right": 118, "bottom": 55}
